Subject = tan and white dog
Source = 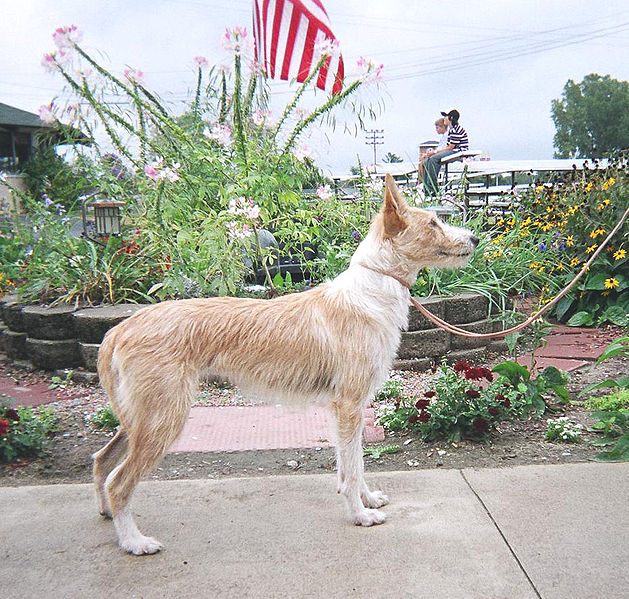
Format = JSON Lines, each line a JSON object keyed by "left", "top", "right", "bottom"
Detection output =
{"left": 94, "top": 174, "right": 478, "bottom": 555}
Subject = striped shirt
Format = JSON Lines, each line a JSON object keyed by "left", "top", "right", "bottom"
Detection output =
{"left": 447, "top": 123, "right": 469, "bottom": 151}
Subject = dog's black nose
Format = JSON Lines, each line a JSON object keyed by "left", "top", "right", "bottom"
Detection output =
{"left": 470, "top": 235, "right": 479, "bottom": 247}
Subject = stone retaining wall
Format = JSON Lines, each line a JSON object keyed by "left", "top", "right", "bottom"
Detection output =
{"left": 0, "top": 293, "right": 508, "bottom": 376}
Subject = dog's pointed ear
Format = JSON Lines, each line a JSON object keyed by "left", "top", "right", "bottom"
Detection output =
{"left": 381, "top": 173, "right": 408, "bottom": 237}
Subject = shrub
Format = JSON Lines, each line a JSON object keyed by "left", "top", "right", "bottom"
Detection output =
{"left": 376, "top": 360, "right": 547, "bottom": 443}
{"left": 0, "top": 400, "right": 57, "bottom": 463}
{"left": 545, "top": 417, "right": 583, "bottom": 442}
{"left": 584, "top": 389, "right": 629, "bottom": 412}
{"left": 91, "top": 405, "right": 120, "bottom": 430}
{"left": 496, "top": 157, "right": 629, "bottom": 326}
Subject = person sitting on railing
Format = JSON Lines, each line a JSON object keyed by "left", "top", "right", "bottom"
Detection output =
{"left": 423, "top": 109, "right": 469, "bottom": 197}
{"left": 418, "top": 117, "right": 448, "bottom": 182}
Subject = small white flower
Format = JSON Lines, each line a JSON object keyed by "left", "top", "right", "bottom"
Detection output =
{"left": 316, "top": 184, "right": 333, "bottom": 202}
{"left": 38, "top": 104, "right": 56, "bottom": 125}
{"left": 292, "top": 144, "right": 312, "bottom": 162}
{"left": 52, "top": 25, "right": 82, "bottom": 49}
{"left": 203, "top": 123, "right": 232, "bottom": 147}
{"left": 314, "top": 37, "right": 340, "bottom": 59}
{"left": 355, "top": 57, "right": 384, "bottom": 83}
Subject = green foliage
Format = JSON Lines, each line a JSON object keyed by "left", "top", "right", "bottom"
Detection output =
{"left": 492, "top": 361, "right": 571, "bottom": 411}
{"left": 375, "top": 379, "right": 404, "bottom": 402}
{"left": 551, "top": 74, "right": 629, "bottom": 158}
{"left": 20, "top": 146, "right": 85, "bottom": 209}
{"left": 584, "top": 389, "right": 629, "bottom": 412}
{"left": 590, "top": 410, "right": 629, "bottom": 462}
{"left": 91, "top": 404, "right": 120, "bottom": 430}
{"left": 363, "top": 445, "right": 402, "bottom": 459}
{"left": 580, "top": 337, "right": 629, "bottom": 396}
{"left": 579, "top": 336, "right": 629, "bottom": 461}
{"left": 0, "top": 400, "right": 57, "bottom": 463}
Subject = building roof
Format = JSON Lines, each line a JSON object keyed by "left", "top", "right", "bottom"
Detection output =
{"left": 0, "top": 102, "right": 47, "bottom": 128}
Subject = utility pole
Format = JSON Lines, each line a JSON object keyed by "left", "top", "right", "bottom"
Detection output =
{"left": 364, "top": 129, "right": 384, "bottom": 165}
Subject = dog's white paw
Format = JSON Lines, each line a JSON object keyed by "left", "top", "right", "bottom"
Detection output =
{"left": 120, "top": 535, "right": 163, "bottom": 556}
{"left": 362, "top": 490, "right": 389, "bottom": 509}
{"left": 352, "top": 508, "right": 387, "bottom": 527}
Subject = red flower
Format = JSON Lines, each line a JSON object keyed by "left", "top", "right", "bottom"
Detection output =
{"left": 419, "top": 411, "right": 431, "bottom": 423}
{"left": 454, "top": 361, "right": 471, "bottom": 373}
{"left": 488, "top": 407, "right": 500, "bottom": 417}
{"left": 464, "top": 367, "right": 484, "bottom": 381}
{"left": 4, "top": 408, "right": 19, "bottom": 421}
{"left": 465, "top": 389, "right": 481, "bottom": 399}
{"left": 415, "top": 399, "right": 430, "bottom": 410}
{"left": 424, "top": 391, "right": 436, "bottom": 398}
{"left": 0, "top": 418, "right": 9, "bottom": 436}
{"left": 472, "top": 417, "right": 489, "bottom": 434}
{"left": 502, "top": 397, "right": 511, "bottom": 408}
{"left": 494, "top": 394, "right": 506, "bottom": 402}
{"left": 480, "top": 367, "right": 494, "bottom": 382}
{"left": 408, "top": 413, "right": 419, "bottom": 424}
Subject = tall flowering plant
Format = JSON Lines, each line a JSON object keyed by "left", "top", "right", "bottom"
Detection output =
{"left": 8, "top": 24, "right": 384, "bottom": 303}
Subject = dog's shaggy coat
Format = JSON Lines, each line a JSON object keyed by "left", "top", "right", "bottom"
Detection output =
{"left": 94, "top": 174, "right": 478, "bottom": 554}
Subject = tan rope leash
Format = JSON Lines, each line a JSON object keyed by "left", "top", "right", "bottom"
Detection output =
{"left": 359, "top": 205, "right": 629, "bottom": 339}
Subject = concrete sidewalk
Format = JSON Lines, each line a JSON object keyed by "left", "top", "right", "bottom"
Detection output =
{"left": 2, "top": 462, "right": 628, "bottom": 598}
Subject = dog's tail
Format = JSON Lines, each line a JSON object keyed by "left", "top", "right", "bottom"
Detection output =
{"left": 97, "top": 329, "right": 119, "bottom": 408}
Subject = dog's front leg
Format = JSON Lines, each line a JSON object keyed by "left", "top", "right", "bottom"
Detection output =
{"left": 332, "top": 399, "right": 388, "bottom": 526}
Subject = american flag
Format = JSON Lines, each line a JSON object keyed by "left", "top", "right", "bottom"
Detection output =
{"left": 253, "top": 0, "right": 345, "bottom": 94}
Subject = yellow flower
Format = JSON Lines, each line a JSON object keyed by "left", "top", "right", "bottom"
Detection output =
{"left": 614, "top": 249, "right": 626, "bottom": 260}
{"left": 568, "top": 205, "right": 579, "bottom": 214}
{"left": 566, "top": 235, "right": 574, "bottom": 247}
{"left": 556, "top": 263, "right": 566, "bottom": 271}
{"left": 529, "top": 262, "right": 541, "bottom": 270}
{"left": 570, "top": 257, "right": 580, "bottom": 267}
{"left": 598, "top": 199, "right": 611, "bottom": 210}
{"left": 605, "top": 278, "right": 619, "bottom": 289}
{"left": 602, "top": 177, "right": 616, "bottom": 190}
{"left": 585, "top": 182, "right": 593, "bottom": 192}
{"left": 589, "top": 228, "right": 605, "bottom": 239}
{"left": 586, "top": 244, "right": 598, "bottom": 254}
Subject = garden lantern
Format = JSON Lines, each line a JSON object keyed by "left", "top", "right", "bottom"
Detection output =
{"left": 92, "top": 199, "right": 124, "bottom": 236}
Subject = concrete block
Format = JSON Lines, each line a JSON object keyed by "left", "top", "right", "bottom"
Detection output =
{"left": 79, "top": 342, "right": 100, "bottom": 372}
{"left": 407, "top": 296, "right": 446, "bottom": 331}
{"left": 392, "top": 358, "right": 432, "bottom": 372}
{"left": 25, "top": 338, "right": 81, "bottom": 371}
{"left": 73, "top": 304, "right": 146, "bottom": 343}
{"left": 2, "top": 329, "right": 28, "bottom": 360}
{"left": 22, "top": 305, "right": 77, "bottom": 340}
{"left": 444, "top": 293, "right": 489, "bottom": 325}
{"left": 397, "top": 328, "right": 449, "bottom": 360}
{"left": 450, "top": 319, "right": 495, "bottom": 350}
{"left": 1, "top": 295, "right": 25, "bottom": 332}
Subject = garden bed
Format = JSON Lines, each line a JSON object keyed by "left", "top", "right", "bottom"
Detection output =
{"left": 1, "top": 348, "right": 627, "bottom": 486}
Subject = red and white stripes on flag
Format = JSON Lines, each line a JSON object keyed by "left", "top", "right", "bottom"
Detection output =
{"left": 253, "top": 0, "right": 345, "bottom": 94}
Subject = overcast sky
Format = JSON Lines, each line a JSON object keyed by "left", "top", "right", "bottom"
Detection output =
{"left": 2, "top": 0, "right": 629, "bottom": 175}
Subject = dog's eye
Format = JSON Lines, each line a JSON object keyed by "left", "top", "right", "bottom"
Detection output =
{"left": 429, "top": 220, "right": 439, "bottom": 228}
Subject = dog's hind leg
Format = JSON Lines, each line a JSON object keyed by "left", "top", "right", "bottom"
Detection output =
{"left": 332, "top": 397, "right": 388, "bottom": 526}
{"left": 93, "top": 429, "right": 128, "bottom": 518}
{"left": 105, "top": 385, "right": 193, "bottom": 555}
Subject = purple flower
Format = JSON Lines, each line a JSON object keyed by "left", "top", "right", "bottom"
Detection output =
{"left": 352, "top": 230, "right": 361, "bottom": 240}
{"left": 538, "top": 242, "right": 548, "bottom": 252}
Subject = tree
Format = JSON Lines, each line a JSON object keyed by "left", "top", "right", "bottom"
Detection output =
{"left": 551, "top": 74, "right": 629, "bottom": 158}
{"left": 382, "top": 152, "right": 403, "bottom": 163}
